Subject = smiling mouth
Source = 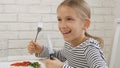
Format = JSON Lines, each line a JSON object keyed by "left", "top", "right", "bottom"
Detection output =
{"left": 62, "top": 30, "right": 71, "bottom": 35}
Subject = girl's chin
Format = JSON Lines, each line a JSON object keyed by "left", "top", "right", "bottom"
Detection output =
{"left": 62, "top": 34, "right": 72, "bottom": 41}
{"left": 64, "top": 38, "right": 71, "bottom": 42}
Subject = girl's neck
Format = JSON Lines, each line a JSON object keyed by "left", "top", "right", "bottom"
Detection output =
{"left": 70, "top": 36, "right": 88, "bottom": 47}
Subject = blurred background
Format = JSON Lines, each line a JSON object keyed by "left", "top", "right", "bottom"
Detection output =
{"left": 0, "top": 0, "right": 119, "bottom": 68}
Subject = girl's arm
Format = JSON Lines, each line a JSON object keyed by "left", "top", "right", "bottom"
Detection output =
{"left": 85, "top": 45, "right": 108, "bottom": 68}
{"left": 35, "top": 45, "right": 66, "bottom": 62}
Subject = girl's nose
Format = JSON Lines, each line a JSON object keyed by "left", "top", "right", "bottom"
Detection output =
{"left": 60, "top": 21, "right": 67, "bottom": 29}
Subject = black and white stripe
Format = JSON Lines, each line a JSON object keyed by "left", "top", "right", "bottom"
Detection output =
{"left": 36, "top": 38, "right": 108, "bottom": 68}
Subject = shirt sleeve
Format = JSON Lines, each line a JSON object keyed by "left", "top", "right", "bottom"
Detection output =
{"left": 35, "top": 45, "right": 66, "bottom": 62}
{"left": 85, "top": 45, "right": 108, "bottom": 68}
{"left": 35, "top": 45, "right": 49, "bottom": 58}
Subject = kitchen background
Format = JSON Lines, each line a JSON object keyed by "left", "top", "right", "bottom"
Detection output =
{"left": 0, "top": 0, "right": 118, "bottom": 67}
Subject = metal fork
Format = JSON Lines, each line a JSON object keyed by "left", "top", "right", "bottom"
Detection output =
{"left": 34, "top": 22, "right": 43, "bottom": 42}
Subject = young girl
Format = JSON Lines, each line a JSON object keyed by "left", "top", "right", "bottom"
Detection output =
{"left": 28, "top": 0, "right": 108, "bottom": 68}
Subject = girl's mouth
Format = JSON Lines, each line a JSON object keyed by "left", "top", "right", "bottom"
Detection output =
{"left": 62, "top": 30, "right": 71, "bottom": 35}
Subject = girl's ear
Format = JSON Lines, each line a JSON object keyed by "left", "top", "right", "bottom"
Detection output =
{"left": 84, "top": 19, "right": 90, "bottom": 29}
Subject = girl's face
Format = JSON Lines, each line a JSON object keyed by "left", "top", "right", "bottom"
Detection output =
{"left": 57, "top": 6, "right": 89, "bottom": 43}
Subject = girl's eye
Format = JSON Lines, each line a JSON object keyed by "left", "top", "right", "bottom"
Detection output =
{"left": 67, "top": 18, "right": 73, "bottom": 20}
{"left": 58, "top": 18, "right": 62, "bottom": 21}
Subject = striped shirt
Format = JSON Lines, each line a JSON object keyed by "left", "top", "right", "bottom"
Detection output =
{"left": 36, "top": 38, "right": 108, "bottom": 68}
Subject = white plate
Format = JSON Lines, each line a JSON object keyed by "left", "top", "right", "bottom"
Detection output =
{"left": 0, "top": 60, "right": 45, "bottom": 68}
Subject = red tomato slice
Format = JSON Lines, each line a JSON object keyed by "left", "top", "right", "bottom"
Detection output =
{"left": 10, "top": 61, "right": 31, "bottom": 66}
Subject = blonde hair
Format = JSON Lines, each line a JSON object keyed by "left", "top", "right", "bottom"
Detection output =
{"left": 57, "top": 0, "right": 104, "bottom": 48}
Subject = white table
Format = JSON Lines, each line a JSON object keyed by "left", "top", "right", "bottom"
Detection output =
{"left": 0, "top": 55, "right": 46, "bottom": 68}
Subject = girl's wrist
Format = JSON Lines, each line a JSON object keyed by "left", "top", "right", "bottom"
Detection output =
{"left": 60, "top": 63, "right": 63, "bottom": 68}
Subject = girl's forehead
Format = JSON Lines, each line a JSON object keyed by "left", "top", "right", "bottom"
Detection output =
{"left": 57, "top": 5, "right": 76, "bottom": 14}
{"left": 57, "top": 5, "right": 80, "bottom": 17}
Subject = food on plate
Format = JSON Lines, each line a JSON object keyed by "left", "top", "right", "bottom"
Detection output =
{"left": 29, "top": 62, "right": 41, "bottom": 68}
{"left": 10, "top": 61, "right": 41, "bottom": 68}
{"left": 10, "top": 61, "right": 30, "bottom": 66}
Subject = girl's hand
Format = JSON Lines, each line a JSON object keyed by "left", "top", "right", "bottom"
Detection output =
{"left": 44, "top": 58, "right": 63, "bottom": 68}
{"left": 28, "top": 40, "right": 43, "bottom": 54}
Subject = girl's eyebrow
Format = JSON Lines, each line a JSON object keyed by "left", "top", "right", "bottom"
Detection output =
{"left": 66, "top": 16, "right": 73, "bottom": 18}
{"left": 57, "top": 15, "right": 73, "bottom": 19}
{"left": 57, "top": 16, "right": 61, "bottom": 19}
{"left": 57, "top": 16, "right": 60, "bottom": 18}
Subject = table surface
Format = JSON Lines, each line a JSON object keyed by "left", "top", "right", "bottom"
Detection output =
{"left": 0, "top": 55, "right": 46, "bottom": 68}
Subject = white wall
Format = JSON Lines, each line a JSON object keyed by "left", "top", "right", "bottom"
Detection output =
{"left": 0, "top": 0, "right": 115, "bottom": 66}
{"left": 115, "top": 0, "right": 120, "bottom": 18}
